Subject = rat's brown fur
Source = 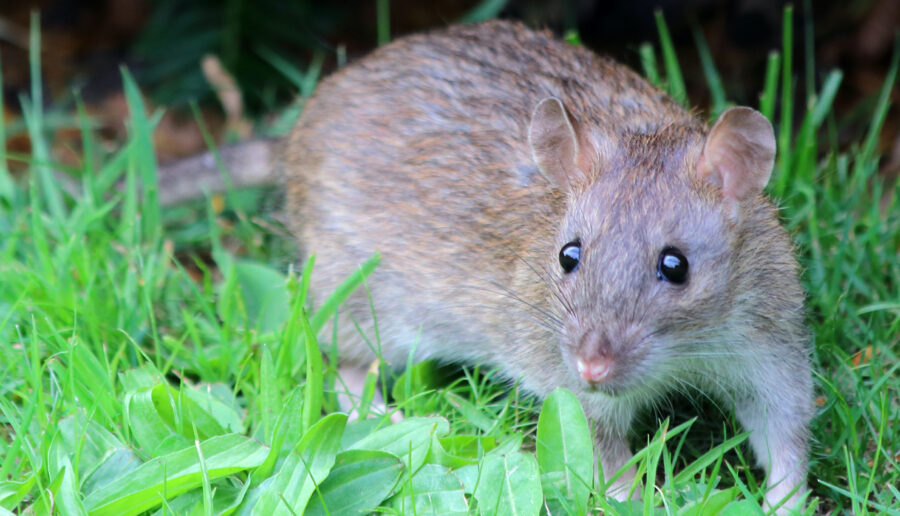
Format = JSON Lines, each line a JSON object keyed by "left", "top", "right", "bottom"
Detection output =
{"left": 282, "top": 20, "right": 692, "bottom": 364}
{"left": 244, "top": 20, "right": 810, "bottom": 512}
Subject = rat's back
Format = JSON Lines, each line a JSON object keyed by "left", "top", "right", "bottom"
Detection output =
{"left": 280, "top": 20, "right": 692, "bottom": 364}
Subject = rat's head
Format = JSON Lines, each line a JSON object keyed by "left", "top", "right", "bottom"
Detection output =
{"left": 528, "top": 98, "right": 776, "bottom": 398}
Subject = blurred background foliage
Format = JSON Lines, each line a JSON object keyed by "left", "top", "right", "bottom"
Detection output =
{"left": 0, "top": 0, "right": 897, "bottom": 197}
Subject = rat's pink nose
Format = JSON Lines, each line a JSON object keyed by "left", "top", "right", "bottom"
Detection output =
{"left": 576, "top": 358, "right": 610, "bottom": 384}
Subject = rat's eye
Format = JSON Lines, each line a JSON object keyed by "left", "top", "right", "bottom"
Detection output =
{"left": 559, "top": 240, "right": 581, "bottom": 273}
{"left": 657, "top": 247, "right": 688, "bottom": 284}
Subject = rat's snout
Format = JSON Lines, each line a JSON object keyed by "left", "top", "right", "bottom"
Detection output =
{"left": 573, "top": 329, "right": 616, "bottom": 386}
{"left": 576, "top": 357, "right": 611, "bottom": 383}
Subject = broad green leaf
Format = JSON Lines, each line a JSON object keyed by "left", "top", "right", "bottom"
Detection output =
{"left": 29, "top": 462, "right": 65, "bottom": 516}
{"left": 349, "top": 417, "right": 449, "bottom": 474}
{"left": 255, "top": 387, "right": 303, "bottom": 481}
{"left": 151, "top": 384, "right": 228, "bottom": 440}
{"left": 428, "top": 435, "right": 498, "bottom": 469}
{"left": 340, "top": 418, "right": 383, "bottom": 449}
{"left": 233, "top": 260, "right": 289, "bottom": 333}
{"left": 719, "top": 499, "right": 766, "bottom": 516}
{"left": 536, "top": 388, "right": 593, "bottom": 515}
{"left": 540, "top": 472, "right": 576, "bottom": 516}
{"left": 452, "top": 464, "right": 479, "bottom": 495}
{"left": 118, "top": 366, "right": 162, "bottom": 393}
{"left": 123, "top": 387, "right": 191, "bottom": 456}
{"left": 51, "top": 415, "right": 127, "bottom": 483}
{"left": 489, "top": 433, "right": 525, "bottom": 457}
{"left": 125, "top": 383, "right": 230, "bottom": 456}
{"left": 149, "top": 480, "right": 250, "bottom": 516}
{"left": 0, "top": 476, "right": 35, "bottom": 510}
{"left": 81, "top": 449, "right": 142, "bottom": 503}
{"left": 606, "top": 499, "right": 657, "bottom": 516}
{"left": 304, "top": 450, "right": 404, "bottom": 516}
{"left": 251, "top": 413, "right": 347, "bottom": 515}
{"left": 182, "top": 383, "right": 246, "bottom": 434}
{"left": 389, "top": 463, "right": 468, "bottom": 515}
{"left": 84, "top": 434, "right": 268, "bottom": 516}
{"left": 43, "top": 464, "right": 87, "bottom": 516}
{"left": 474, "top": 451, "right": 542, "bottom": 516}
{"left": 678, "top": 487, "right": 740, "bottom": 516}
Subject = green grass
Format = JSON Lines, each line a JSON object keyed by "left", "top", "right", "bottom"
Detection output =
{"left": 2, "top": 6, "right": 899, "bottom": 515}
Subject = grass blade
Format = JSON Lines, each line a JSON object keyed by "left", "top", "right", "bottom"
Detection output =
{"left": 858, "top": 39, "right": 898, "bottom": 169}
{"left": 778, "top": 5, "right": 794, "bottom": 181}
{"left": 301, "top": 311, "right": 323, "bottom": 434}
{"left": 376, "top": 0, "right": 390, "bottom": 45}
{"left": 810, "top": 70, "right": 843, "bottom": 128}
{"left": 654, "top": 10, "right": 687, "bottom": 106}
{"left": 120, "top": 67, "right": 160, "bottom": 241}
{"left": 639, "top": 43, "right": 661, "bottom": 87}
{"left": 27, "top": 11, "right": 64, "bottom": 222}
{"left": 692, "top": 24, "right": 727, "bottom": 119}
{"left": 760, "top": 51, "right": 781, "bottom": 122}
{"left": 309, "top": 253, "right": 380, "bottom": 334}
{"left": 0, "top": 51, "right": 13, "bottom": 202}
{"left": 674, "top": 432, "right": 749, "bottom": 484}
{"left": 460, "top": 0, "right": 509, "bottom": 24}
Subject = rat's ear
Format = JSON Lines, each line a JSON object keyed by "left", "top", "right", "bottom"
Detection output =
{"left": 697, "top": 107, "right": 776, "bottom": 204}
{"left": 528, "top": 97, "right": 591, "bottom": 190}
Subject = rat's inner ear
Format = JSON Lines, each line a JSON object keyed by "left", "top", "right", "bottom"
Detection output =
{"left": 697, "top": 106, "right": 776, "bottom": 204}
{"left": 528, "top": 97, "right": 590, "bottom": 190}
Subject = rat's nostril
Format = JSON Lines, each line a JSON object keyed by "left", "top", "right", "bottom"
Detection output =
{"left": 576, "top": 357, "right": 611, "bottom": 383}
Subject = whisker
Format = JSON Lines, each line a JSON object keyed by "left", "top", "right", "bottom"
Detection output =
{"left": 437, "top": 296, "right": 565, "bottom": 336}
{"left": 656, "top": 369, "right": 730, "bottom": 415}
{"left": 488, "top": 280, "right": 565, "bottom": 326}
{"left": 508, "top": 249, "right": 577, "bottom": 317}
{"left": 456, "top": 281, "right": 564, "bottom": 329}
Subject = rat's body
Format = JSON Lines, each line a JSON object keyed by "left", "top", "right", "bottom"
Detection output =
{"left": 174, "top": 20, "right": 813, "bottom": 512}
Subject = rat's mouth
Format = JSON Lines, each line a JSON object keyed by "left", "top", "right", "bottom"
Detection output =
{"left": 583, "top": 382, "right": 621, "bottom": 397}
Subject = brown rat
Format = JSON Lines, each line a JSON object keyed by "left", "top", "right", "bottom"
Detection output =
{"left": 165, "top": 20, "right": 814, "bottom": 513}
